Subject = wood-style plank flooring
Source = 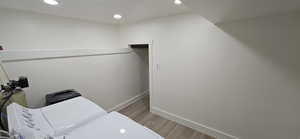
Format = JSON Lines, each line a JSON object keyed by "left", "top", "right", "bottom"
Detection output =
{"left": 118, "top": 96, "right": 215, "bottom": 139}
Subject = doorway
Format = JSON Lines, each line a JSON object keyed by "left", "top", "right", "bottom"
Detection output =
{"left": 129, "top": 43, "right": 155, "bottom": 107}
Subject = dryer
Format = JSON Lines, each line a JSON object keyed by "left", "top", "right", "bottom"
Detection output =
{"left": 66, "top": 112, "right": 163, "bottom": 139}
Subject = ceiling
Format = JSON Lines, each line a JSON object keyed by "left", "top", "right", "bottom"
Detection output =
{"left": 185, "top": 0, "right": 300, "bottom": 24}
{"left": 0, "top": 0, "right": 300, "bottom": 24}
{"left": 0, "top": 0, "right": 190, "bottom": 24}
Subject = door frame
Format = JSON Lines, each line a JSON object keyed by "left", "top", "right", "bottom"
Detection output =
{"left": 129, "top": 40, "right": 156, "bottom": 109}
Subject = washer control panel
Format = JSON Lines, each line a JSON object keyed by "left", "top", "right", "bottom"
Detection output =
{"left": 7, "top": 103, "right": 54, "bottom": 139}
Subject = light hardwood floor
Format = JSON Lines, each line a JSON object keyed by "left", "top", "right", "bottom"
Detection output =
{"left": 118, "top": 96, "right": 215, "bottom": 139}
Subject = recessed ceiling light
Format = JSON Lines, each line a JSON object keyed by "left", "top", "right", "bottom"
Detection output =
{"left": 113, "top": 14, "right": 122, "bottom": 20}
{"left": 120, "top": 129, "right": 126, "bottom": 134}
{"left": 43, "top": 0, "right": 59, "bottom": 5}
{"left": 174, "top": 0, "right": 182, "bottom": 5}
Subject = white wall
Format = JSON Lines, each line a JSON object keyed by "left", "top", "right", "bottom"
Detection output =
{"left": 3, "top": 53, "right": 146, "bottom": 109}
{"left": 0, "top": 8, "right": 147, "bottom": 109}
{"left": 132, "top": 48, "right": 149, "bottom": 91}
{"left": 120, "top": 13, "right": 300, "bottom": 139}
{"left": 0, "top": 8, "right": 119, "bottom": 50}
{"left": 2, "top": 7, "right": 300, "bottom": 139}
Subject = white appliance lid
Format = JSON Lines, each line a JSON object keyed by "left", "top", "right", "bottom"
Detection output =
{"left": 68, "top": 112, "right": 164, "bottom": 139}
{"left": 41, "top": 97, "right": 107, "bottom": 136}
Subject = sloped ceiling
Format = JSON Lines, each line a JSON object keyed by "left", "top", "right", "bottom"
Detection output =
{"left": 184, "top": 0, "right": 300, "bottom": 23}
{"left": 0, "top": 0, "right": 300, "bottom": 24}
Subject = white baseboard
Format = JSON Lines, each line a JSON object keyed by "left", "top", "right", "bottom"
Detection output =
{"left": 150, "top": 107, "right": 238, "bottom": 139}
{"left": 108, "top": 90, "right": 149, "bottom": 112}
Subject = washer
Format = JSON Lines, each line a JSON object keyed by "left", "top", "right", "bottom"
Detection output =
{"left": 41, "top": 97, "right": 108, "bottom": 136}
{"left": 7, "top": 97, "right": 164, "bottom": 139}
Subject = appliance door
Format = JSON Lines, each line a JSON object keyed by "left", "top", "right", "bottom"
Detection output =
{"left": 41, "top": 97, "right": 107, "bottom": 136}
